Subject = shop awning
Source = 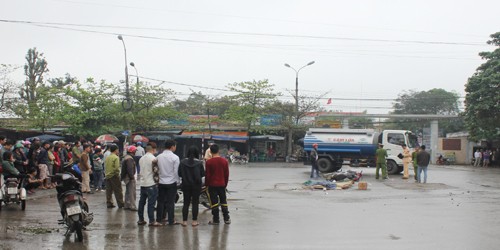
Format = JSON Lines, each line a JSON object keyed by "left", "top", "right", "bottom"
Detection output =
{"left": 181, "top": 131, "right": 248, "bottom": 142}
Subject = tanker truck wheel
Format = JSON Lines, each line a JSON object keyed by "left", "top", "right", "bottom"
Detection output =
{"left": 387, "top": 160, "right": 400, "bottom": 175}
{"left": 317, "top": 158, "right": 334, "bottom": 173}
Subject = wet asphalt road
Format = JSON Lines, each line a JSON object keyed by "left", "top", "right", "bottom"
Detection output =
{"left": 1, "top": 162, "right": 500, "bottom": 250}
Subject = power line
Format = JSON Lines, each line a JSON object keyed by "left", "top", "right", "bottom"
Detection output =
{"left": 0, "top": 19, "right": 487, "bottom": 47}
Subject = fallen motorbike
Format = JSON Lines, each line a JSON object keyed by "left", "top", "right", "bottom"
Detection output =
{"left": 53, "top": 171, "right": 93, "bottom": 242}
{"left": 0, "top": 177, "right": 27, "bottom": 211}
{"left": 324, "top": 170, "right": 363, "bottom": 182}
{"left": 176, "top": 186, "right": 211, "bottom": 209}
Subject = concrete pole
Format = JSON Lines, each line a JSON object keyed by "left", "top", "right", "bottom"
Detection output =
{"left": 430, "top": 120, "right": 439, "bottom": 164}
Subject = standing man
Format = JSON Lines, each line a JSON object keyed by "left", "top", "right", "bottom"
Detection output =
{"left": 156, "top": 139, "right": 180, "bottom": 225}
{"left": 204, "top": 142, "right": 214, "bottom": 161}
{"left": 402, "top": 144, "right": 412, "bottom": 179}
{"left": 122, "top": 146, "right": 138, "bottom": 211}
{"left": 92, "top": 148, "right": 105, "bottom": 192}
{"left": 135, "top": 142, "right": 145, "bottom": 174}
{"left": 79, "top": 144, "right": 93, "bottom": 194}
{"left": 473, "top": 149, "right": 482, "bottom": 167}
{"left": 412, "top": 146, "right": 420, "bottom": 182}
{"left": 37, "top": 141, "right": 51, "bottom": 189}
{"left": 104, "top": 144, "right": 125, "bottom": 208}
{"left": 138, "top": 143, "right": 161, "bottom": 226}
{"left": 375, "top": 144, "right": 388, "bottom": 180}
{"left": 310, "top": 143, "right": 319, "bottom": 179}
{"left": 72, "top": 141, "right": 82, "bottom": 164}
{"left": 416, "top": 145, "right": 431, "bottom": 184}
{"left": 205, "top": 144, "right": 230, "bottom": 225}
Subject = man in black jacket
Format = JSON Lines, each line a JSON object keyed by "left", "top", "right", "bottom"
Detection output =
{"left": 416, "top": 145, "right": 431, "bottom": 184}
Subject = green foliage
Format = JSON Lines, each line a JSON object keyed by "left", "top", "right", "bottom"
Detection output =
{"left": 464, "top": 32, "right": 500, "bottom": 141}
{"left": 61, "top": 78, "right": 122, "bottom": 137}
{"left": 223, "top": 79, "right": 279, "bottom": 132}
{"left": 130, "top": 81, "right": 176, "bottom": 131}
{"left": 386, "top": 88, "right": 463, "bottom": 134}
{"left": 349, "top": 113, "right": 374, "bottom": 129}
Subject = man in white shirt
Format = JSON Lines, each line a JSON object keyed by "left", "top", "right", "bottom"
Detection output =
{"left": 137, "top": 142, "right": 160, "bottom": 226}
{"left": 155, "top": 139, "right": 180, "bottom": 225}
{"left": 474, "top": 150, "right": 482, "bottom": 167}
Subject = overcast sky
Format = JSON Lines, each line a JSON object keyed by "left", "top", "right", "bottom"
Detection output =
{"left": 1, "top": 0, "right": 498, "bottom": 114}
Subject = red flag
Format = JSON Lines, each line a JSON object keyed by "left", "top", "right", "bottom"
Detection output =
{"left": 327, "top": 98, "right": 332, "bottom": 104}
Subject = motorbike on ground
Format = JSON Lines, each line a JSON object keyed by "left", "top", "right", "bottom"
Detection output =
{"left": 176, "top": 186, "right": 223, "bottom": 209}
{"left": 53, "top": 171, "right": 93, "bottom": 242}
{"left": 0, "top": 177, "right": 27, "bottom": 211}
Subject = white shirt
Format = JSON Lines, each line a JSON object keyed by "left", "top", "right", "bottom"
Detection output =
{"left": 157, "top": 149, "right": 180, "bottom": 185}
{"left": 103, "top": 150, "right": 111, "bottom": 163}
{"left": 138, "top": 152, "right": 157, "bottom": 187}
{"left": 474, "top": 151, "right": 482, "bottom": 158}
{"left": 135, "top": 146, "right": 145, "bottom": 157}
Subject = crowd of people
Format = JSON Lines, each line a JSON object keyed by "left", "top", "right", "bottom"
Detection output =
{"left": 0, "top": 135, "right": 231, "bottom": 227}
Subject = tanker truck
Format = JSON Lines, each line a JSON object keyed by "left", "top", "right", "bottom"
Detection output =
{"left": 303, "top": 128, "right": 419, "bottom": 174}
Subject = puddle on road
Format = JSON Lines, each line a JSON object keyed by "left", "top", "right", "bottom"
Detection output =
{"left": 383, "top": 182, "right": 454, "bottom": 190}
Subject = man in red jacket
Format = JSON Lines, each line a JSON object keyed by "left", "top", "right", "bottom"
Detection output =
{"left": 205, "top": 144, "right": 230, "bottom": 225}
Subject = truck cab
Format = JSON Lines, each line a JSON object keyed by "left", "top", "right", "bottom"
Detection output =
{"left": 379, "top": 130, "right": 419, "bottom": 174}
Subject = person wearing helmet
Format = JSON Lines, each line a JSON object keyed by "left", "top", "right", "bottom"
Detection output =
{"left": 13, "top": 143, "right": 28, "bottom": 173}
{"left": 310, "top": 143, "right": 319, "bottom": 179}
{"left": 122, "top": 145, "right": 138, "bottom": 211}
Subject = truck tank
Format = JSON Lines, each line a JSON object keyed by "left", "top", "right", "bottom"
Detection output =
{"left": 304, "top": 128, "right": 380, "bottom": 172}
{"left": 304, "top": 128, "right": 379, "bottom": 154}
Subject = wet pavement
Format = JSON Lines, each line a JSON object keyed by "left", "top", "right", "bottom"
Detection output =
{"left": 1, "top": 163, "right": 500, "bottom": 249}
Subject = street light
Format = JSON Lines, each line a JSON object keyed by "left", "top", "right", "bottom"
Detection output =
{"left": 129, "top": 62, "right": 139, "bottom": 95}
{"left": 118, "top": 35, "right": 132, "bottom": 111}
{"left": 284, "top": 61, "right": 315, "bottom": 124}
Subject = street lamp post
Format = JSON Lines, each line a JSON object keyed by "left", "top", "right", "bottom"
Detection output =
{"left": 284, "top": 61, "right": 315, "bottom": 124}
{"left": 129, "top": 62, "right": 139, "bottom": 96}
{"left": 118, "top": 35, "right": 132, "bottom": 111}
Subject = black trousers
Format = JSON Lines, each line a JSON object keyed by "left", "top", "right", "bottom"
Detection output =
{"left": 208, "top": 186, "right": 229, "bottom": 222}
{"left": 156, "top": 182, "right": 177, "bottom": 224}
{"left": 182, "top": 185, "right": 201, "bottom": 221}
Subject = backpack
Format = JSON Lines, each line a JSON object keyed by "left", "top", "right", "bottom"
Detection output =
{"left": 152, "top": 160, "right": 159, "bottom": 184}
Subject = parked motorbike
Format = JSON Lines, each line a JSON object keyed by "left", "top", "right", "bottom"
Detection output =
{"left": 230, "top": 154, "right": 248, "bottom": 164}
{"left": 436, "top": 155, "right": 451, "bottom": 165}
{"left": 53, "top": 171, "right": 93, "bottom": 242}
{"left": 0, "top": 177, "right": 27, "bottom": 211}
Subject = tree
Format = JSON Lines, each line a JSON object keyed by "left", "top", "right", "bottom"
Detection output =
{"left": 21, "top": 48, "right": 48, "bottom": 104}
{"left": 223, "top": 79, "right": 279, "bottom": 132}
{"left": 0, "top": 64, "right": 19, "bottom": 115}
{"left": 464, "top": 32, "right": 500, "bottom": 141}
{"left": 61, "top": 78, "right": 122, "bottom": 137}
{"left": 386, "top": 88, "right": 463, "bottom": 134}
{"left": 130, "top": 81, "right": 176, "bottom": 131}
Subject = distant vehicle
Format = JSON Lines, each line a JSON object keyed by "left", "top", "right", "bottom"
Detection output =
{"left": 303, "top": 128, "right": 418, "bottom": 174}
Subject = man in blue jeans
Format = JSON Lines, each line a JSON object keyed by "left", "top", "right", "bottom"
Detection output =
{"left": 137, "top": 143, "right": 160, "bottom": 226}
{"left": 156, "top": 139, "right": 180, "bottom": 225}
{"left": 416, "top": 145, "right": 431, "bottom": 184}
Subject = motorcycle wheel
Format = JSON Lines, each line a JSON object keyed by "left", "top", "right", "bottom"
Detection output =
{"left": 75, "top": 221, "right": 83, "bottom": 242}
{"left": 21, "top": 200, "right": 26, "bottom": 211}
{"left": 201, "top": 201, "right": 210, "bottom": 209}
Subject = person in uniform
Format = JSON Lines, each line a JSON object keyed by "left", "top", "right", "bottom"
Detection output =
{"left": 412, "top": 146, "right": 420, "bottom": 182}
{"left": 375, "top": 144, "right": 388, "bottom": 180}
{"left": 402, "top": 144, "right": 412, "bottom": 179}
